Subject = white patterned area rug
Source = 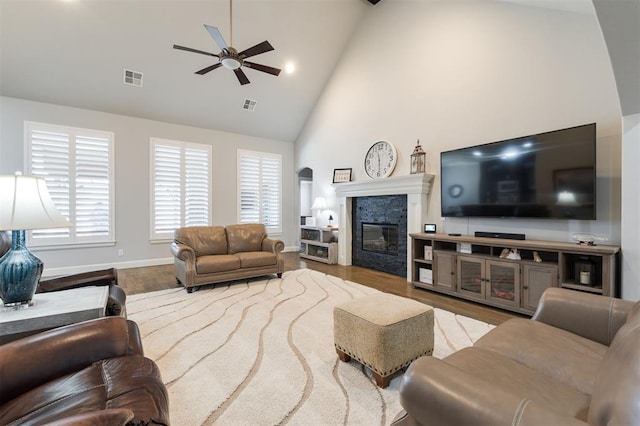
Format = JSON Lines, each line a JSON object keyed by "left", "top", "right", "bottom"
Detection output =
{"left": 127, "top": 269, "right": 494, "bottom": 426}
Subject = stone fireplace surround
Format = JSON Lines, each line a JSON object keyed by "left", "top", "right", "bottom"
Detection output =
{"left": 333, "top": 174, "right": 435, "bottom": 280}
{"left": 353, "top": 195, "right": 408, "bottom": 277}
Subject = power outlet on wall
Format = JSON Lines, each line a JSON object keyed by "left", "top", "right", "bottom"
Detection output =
{"left": 117, "top": 249, "right": 124, "bottom": 256}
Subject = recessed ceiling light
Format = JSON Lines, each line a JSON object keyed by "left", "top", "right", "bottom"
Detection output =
{"left": 285, "top": 62, "right": 296, "bottom": 74}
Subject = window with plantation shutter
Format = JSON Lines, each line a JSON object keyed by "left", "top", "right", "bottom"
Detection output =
{"left": 238, "top": 150, "right": 282, "bottom": 234}
{"left": 25, "top": 122, "right": 114, "bottom": 246}
{"left": 150, "top": 138, "right": 211, "bottom": 240}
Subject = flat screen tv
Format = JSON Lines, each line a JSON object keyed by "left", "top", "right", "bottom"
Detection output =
{"left": 440, "top": 123, "right": 596, "bottom": 220}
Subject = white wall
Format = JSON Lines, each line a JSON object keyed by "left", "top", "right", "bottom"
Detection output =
{"left": 622, "top": 113, "right": 640, "bottom": 300}
{"left": 296, "top": 1, "right": 622, "bottom": 246}
{"left": 0, "top": 96, "right": 295, "bottom": 275}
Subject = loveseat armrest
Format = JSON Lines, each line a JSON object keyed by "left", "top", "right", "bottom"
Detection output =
{"left": 171, "top": 241, "right": 196, "bottom": 262}
{"left": 532, "top": 287, "right": 635, "bottom": 346}
{"left": 394, "top": 356, "right": 586, "bottom": 426}
{"left": 0, "top": 317, "right": 143, "bottom": 405}
{"left": 262, "top": 237, "right": 284, "bottom": 254}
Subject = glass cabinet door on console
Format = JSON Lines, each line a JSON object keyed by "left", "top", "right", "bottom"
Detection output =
{"left": 457, "top": 256, "right": 485, "bottom": 300}
{"left": 486, "top": 260, "right": 520, "bottom": 308}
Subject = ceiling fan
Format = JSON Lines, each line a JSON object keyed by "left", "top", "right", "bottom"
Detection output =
{"left": 173, "top": 0, "right": 281, "bottom": 85}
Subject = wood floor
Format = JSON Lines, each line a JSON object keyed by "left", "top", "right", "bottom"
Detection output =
{"left": 118, "top": 252, "right": 523, "bottom": 325}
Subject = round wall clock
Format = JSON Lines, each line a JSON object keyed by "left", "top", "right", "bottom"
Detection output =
{"left": 364, "top": 140, "right": 397, "bottom": 179}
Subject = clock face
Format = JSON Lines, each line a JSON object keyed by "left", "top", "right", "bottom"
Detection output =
{"left": 364, "top": 141, "right": 397, "bottom": 179}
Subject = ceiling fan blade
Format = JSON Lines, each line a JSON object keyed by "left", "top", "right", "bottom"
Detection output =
{"left": 244, "top": 61, "right": 281, "bottom": 76}
{"left": 238, "top": 41, "right": 274, "bottom": 59}
{"left": 204, "top": 24, "right": 229, "bottom": 52}
{"left": 234, "top": 68, "right": 250, "bottom": 85}
{"left": 195, "top": 63, "right": 222, "bottom": 75}
{"left": 173, "top": 44, "right": 219, "bottom": 58}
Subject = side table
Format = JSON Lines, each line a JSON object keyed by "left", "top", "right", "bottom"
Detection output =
{"left": 0, "top": 286, "right": 109, "bottom": 344}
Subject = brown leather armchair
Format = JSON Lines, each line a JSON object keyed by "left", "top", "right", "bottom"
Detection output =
{"left": 392, "top": 288, "right": 640, "bottom": 425}
{"left": 0, "top": 230, "right": 125, "bottom": 315}
{"left": 0, "top": 316, "right": 169, "bottom": 425}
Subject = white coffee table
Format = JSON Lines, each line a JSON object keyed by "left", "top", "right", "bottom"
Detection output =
{"left": 0, "top": 286, "right": 109, "bottom": 344}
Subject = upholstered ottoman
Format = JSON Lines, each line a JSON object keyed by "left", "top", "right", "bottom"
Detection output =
{"left": 334, "top": 293, "right": 434, "bottom": 388}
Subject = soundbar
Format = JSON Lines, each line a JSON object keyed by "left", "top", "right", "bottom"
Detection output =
{"left": 475, "top": 231, "right": 526, "bottom": 240}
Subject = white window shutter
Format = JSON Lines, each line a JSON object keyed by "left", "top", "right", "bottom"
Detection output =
{"left": 238, "top": 150, "right": 282, "bottom": 234}
{"left": 75, "top": 133, "right": 111, "bottom": 238}
{"left": 152, "top": 143, "right": 182, "bottom": 235}
{"left": 239, "top": 154, "right": 261, "bottom": 224}
{"left": 184, "top": 146, "right": 210, "bottom": 227}
{"left": 261, "top": 156, "right": 281, "bottom": 230}
{"left": 29, "top": 127, "right": 71, "bottom": 240}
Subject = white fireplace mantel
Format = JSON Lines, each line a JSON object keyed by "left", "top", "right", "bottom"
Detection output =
{"left": 334, "top": 173, "right": 434, "bottom": 198}
{"left": 333, "top": 173, "right": 435, "bottom": 280}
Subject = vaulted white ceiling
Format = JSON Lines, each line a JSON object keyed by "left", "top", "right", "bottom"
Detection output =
{"left": 1, "top": 0, "right": 637, "bottom": 144}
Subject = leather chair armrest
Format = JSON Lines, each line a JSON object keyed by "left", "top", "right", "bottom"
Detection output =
{"left": 37, "top": 268, "right": 118, "bottom": 293}
{"left": 45, "top": 409, "right": 135, "bottom": 426}
{"left": 107, "top": 284, "right": 127, "bottom": 317}
{"left": 532, "top": 287, "right": 635, "bottom": 345}
{"left": 171, "top": 241, "right": 195, "bottom": 261}
{"left": 262, "top": 237, "right": 284, "bottom": 254}
{"left": 0, "top": 317, "right": 143, "bottom": 405}
{"left": 396, "top": 356, "right": 587, "bottom": 426}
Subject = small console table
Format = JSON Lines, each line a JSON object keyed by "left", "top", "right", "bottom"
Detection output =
{"left": 0, "top": 286, "right": 109, "bottom": 344}
{"left": 411, "top": 233, "right": 619, "bottom": 315}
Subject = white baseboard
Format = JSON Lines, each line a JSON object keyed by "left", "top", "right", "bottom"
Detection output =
{"left": 42, "top": 257, "right": 174, "bottom": 278}
{"left": 42, "top": 247, "right": 299, "bottom": 278}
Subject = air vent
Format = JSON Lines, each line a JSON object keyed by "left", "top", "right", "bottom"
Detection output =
{"left": 242, "top": 99, "right": 257, "bottom": 112}
{"left": 123, "top": 69, "right": 143, "bottom": 87}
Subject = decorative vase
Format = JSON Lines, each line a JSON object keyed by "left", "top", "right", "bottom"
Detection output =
{"left": 0, "top": 230, "right": 43, "bottom": 306}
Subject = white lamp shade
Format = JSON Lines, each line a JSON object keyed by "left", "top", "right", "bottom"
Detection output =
{"left": 311, "top": 197, "right": 327, "bottom": 210}
{"left": 0, "top": 174, "right": 72, "bottom": 230}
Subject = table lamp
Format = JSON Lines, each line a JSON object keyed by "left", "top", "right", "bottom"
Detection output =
{"left": 311, "top": 197, "right": 327, "bottom": 226}
{"left": 0, "top": 173, "right": 71, "bottom": 307}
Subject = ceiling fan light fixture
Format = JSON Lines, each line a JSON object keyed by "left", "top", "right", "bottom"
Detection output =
{"left": 221, "top": 57, "right": 242, "bottom": 70}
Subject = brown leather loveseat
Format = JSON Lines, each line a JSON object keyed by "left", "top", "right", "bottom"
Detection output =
{"left": 0, "top": 316, "right": 170, "bottom": 425}
{"left": 171, "top": 223, "right": 284, "bottom": 293}
{"left": 392, "top": 288, "right": 640, "bottom": 425}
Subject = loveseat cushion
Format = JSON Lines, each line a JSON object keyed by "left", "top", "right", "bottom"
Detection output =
{"left": 236, "top": 251, "right": 278, "bottom": 268}
{"left": 444, "top": 347, "right": 591, "bottom": 421}
{"left": 226, "top": 223, "right": 266, "bottom": 254}
{"left": 175, "top": 226, "right": 228, "bottom": 256}
{"left": 0, "top": 355, "right": 168, "bottom": 425}
{"left": 196, "top": 254, "right": 241, "bottom": 274}
{"left": 588, "top": 303, "right": 640, "bottom": 425}
{"left": 474, "top": 318, "right": 607, "bottom": 394}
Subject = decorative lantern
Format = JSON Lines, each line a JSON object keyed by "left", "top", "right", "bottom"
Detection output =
{"left": 410, "top": 139, "right": 426, "bottom": 174}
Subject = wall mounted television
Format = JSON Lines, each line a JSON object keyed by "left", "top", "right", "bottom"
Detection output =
{"left": 440, "top": 123, "right": 596, "bottom": 220}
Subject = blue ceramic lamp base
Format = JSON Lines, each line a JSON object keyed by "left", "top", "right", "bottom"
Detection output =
{"left": 0, "top": 230, "right": 43, "bottom": 307}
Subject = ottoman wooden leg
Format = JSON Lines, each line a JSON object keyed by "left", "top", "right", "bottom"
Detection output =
{"left": 336, "top": 348, "right": 351, "bottom": 362}
{"left": 372, "top": 371, "right": 392, "bottom": 388}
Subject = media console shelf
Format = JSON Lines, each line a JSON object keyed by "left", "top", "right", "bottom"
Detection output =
{"left": 300, "top": 226, "right": 338, "bottom": 264}
{"left": 411, "top": 233, "right": 619, "bottom": 315}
